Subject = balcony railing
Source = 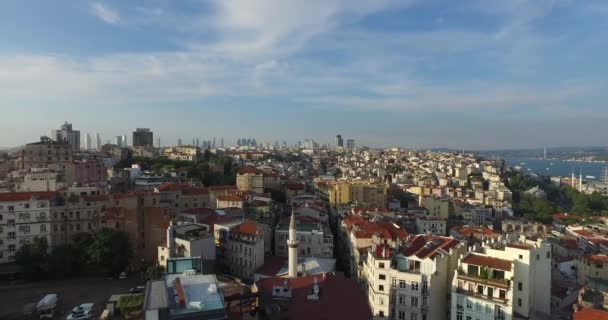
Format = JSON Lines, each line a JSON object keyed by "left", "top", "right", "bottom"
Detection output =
{"left": 455, "top": 288, "right": 509, "bottom": 305}
{"left": 457, "top": 270, "right": 510, "bottom": 288}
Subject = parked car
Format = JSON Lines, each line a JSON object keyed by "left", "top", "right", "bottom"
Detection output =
{"left": 66, "top": 310, "right": 92, "bottom": 320}
{"left": 128, "top": 286, "right": 146, "bottom": 294}
{"left": 119, "top": 272, "right": 127, "bottom": 280}
{"left": 71, "top": 303, "right": 94, "bottom": 314}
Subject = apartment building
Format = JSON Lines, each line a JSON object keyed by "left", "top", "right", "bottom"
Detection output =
{"left": 226, "top": 220, "right": 264, "bottom": 282}
{"left": 577, "top": 254, "right": 608, "bottom": 287}
{"left": 157, "top": 223, "right": 215, "bottom": 269}
{"left": 416, "top": 217, "right": 447, "bottom": 236}
{"left": 162, "top": 146, "right": 201, "bottom": 161}
{"left": 275, "top": 216, "right": 333, "bottom": 258}
{"left": 236, "top": 167, "right": 264, "bottom": 193}
{"left": 328, "top": 181, "right": 387, "bottom": 209}
{"left": 419, "top": 196, "right": 450, "bottom": 219}
{"left": 22, "top": 137, "right": 73, "bottom": 170}
{"left": 451, "top": 237, "right": 551, "bottom": 320}
{"left": 0, "top": 192, "right": 55, "bottom": 263}
{"left": 216, "top": 194, "right": 244, "bottom": 209}
{"left": 363, "top": 235, "right": 465, "bottom": 320}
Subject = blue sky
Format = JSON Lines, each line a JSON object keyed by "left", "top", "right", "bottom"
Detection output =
{"left": 0, "top": 0, "right": 607, "bottom": 149}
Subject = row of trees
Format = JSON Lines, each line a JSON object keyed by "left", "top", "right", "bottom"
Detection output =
{"left": 15, "top": 229, "right": 132, "bottom": 280}
{"left": 115, "top": 153, "right": 238, "bottom": 186}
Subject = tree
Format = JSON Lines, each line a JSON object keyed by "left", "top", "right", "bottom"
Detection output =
{"left": 145, "top": 265, "right": 165, "bottom": 281}
{"left": 47, "top": 244, "right": 85, "bottom": 278}
{"left": 15, "top": 237, "right": 49, "bottom": 278}
{"left": 87, "top": 229, "right": 133, "bottom": 276}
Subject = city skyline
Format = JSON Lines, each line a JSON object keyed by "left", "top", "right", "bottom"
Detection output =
{"left": 1, "top": 1, "right": 608, "bottom": 148}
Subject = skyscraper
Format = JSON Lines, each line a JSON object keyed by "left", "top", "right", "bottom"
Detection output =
{"left": 95, "top": 133, "right": 102, "bottom": 150}
{"left": 115, "top": 136, "right": 125, "bottom": 147}
{"left": 133, "top": 128, "right": 154, "bottom": 147}
{"left": 336, "top": 134, "right": 343, "bottom": 147}
{"left": 178, "top": 138, "right": 183, "bottom": 146}
{"left": 85, "top": 133, "right": 92, "bottom": 150}
{"left": 122, "top": 135, "right": 127, "bottom": 147}
{"left": 54, "top": 122, "right": 80, "bottom": 152}
{"left": 346, "top": 139, "right": 355, "bottom": 149}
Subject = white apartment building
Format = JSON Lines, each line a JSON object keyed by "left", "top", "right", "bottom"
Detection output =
{"left": 416, "top": 217, "right": 447, "bottom": 236}
{"left": 274, "top": 218, "right": 333, "bottom": 258}
{"left": 0, "top": 192, "right": 54, "bottom": 263}
{"left": 158, "top": 223, "right": 216, "bottom": 268}
{"left": 363, "top": 235, "right": 465, "bottom": 320}
{"left": 451, "top": 237, "right": 551, "bottom": 320}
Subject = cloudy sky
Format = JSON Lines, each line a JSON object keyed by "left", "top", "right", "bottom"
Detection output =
{"left": 0, "top": 0, "right": 607, "bottom": 149}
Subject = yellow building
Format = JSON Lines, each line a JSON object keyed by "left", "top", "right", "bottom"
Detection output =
{"left": 419, "top": 195, "right": 450, "bottom": 219}
{"left": 328, "top": 181, "right": 387, "bottom": 208}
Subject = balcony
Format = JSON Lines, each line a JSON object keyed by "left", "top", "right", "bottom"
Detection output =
{"left": 455, "top": 287, "right": 509, "bottom": 305}
{"left": 457, "top": 269, "right": 510, "bottom": 288}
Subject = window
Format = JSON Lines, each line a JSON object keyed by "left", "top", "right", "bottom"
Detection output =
{"left": 536, "top": 254, "right": 540, "bottom": 261}
{"left": 411, "top": 282, "right": 419, "bottom": 291}
{"left": 7, "top": 219, "right": 15, "bottom": 227}
{"left": 466, "top": 299, "right": 472, "bottom": 309}
{"left": 379, "top": 285, "right": 384, "bottom": 292}
{"left": 398, "top": 311, "right": 405, "bottom": 320}
{"left": 8, "top": 244, "right": 16, "bottom": 252}
{"left": 487, "top": 287, "right": 494, "bottom": 298}
{"left": 518, "top": 298, "right": 522, "bottom": 307}
{"left": 410, "top": 313, "right": 417, "bottom": 320}
{"left": 411, "top": 297, "right": 418, "bottom": 307}
{"left": 8, "top": 232, "right": 16, "bottom": 240}
{"left": 499, "top": 290, "right": 506, "bottom": 299}
{"left": 546, "top": 251, "right": 550, "bottom": 259}
{"left": 19, "top": 225, "right": 31, "bottom": 234}
{"left": 379, "top": 274, "right": 386, "bottom": 280}
{"left": 518, "top": 282, "right": 523, "bottom": 291}
{"left": 399, "top": 295, "right": 405, "bottom": 305}
{"left": 40, "top": 224, "right": 47, "bottom": 233}
{"left": 399, "top": 280, "right": 406, "bottom": 289}
{"left": 477, "top": 285, "right": 484, "bottom": 294}
{"left": 422, "top": 297, "right": 427, "bottom": 306}
{"left": 456, "top": 313, "right": 463, "bottom": 320}
{"left": 379, "top": 311, "right": 384, "bottom": 318}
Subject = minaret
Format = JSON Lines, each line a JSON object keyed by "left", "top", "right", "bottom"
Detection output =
{"left": 287, "top": 208, "right": 299, "bottom": 278}
{"left": 579, "top": 170, "right": 583, "bottom": 192}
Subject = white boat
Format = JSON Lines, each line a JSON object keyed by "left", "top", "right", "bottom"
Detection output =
{"left": 586, "top": 175, "right": 596, "bottom": 179}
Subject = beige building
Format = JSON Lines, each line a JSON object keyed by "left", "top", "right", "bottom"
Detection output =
{"left": 162, "top": 146, "right": 201, "bottom": 161}
{"left": 157, "top": 223, "right": 216, "bottom": 268}
{"left": 577, "top": 254, "right": 608, "bottom": 287}
{"left": 363, "top": 235, "right": 465, "bottom": 320}
{"left": 419, "top": 196, "right": 450, "bottom": 219}
{"left": 22, "top": 137, "right": 73, "bottom": 170}
{"left": 236, "top": 167, "right": 264, "bottom": 193}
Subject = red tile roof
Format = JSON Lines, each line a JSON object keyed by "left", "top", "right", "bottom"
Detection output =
{"left": 217, "top": 194, "right": 244, "bottom": 202}
{"left": 453, "top": 226, "right": 498, "bottom": 238}
{"left": 574, "top": 306, "right": 608, "bottom": 320}
{"left": 231, "top": 220, "right": 261, "bottom": 237}
{"left": 462, "top": 254, "right": 512, "bottom": 271}
{"left": 582, "top": 254, "right": 608, "bottom": 265}
{"left": 400, "top": 235, "right": 461, "bottom": 259}
{"left": 352, "top": 221, "right": 408, "bottom": 241}
{"left": 208, "top": 185, "right": 238, "bottom": 191}
{"left": 237, "top": 167, "right": 263, "bottom": 175}
{"left": 0, "top": 192, "right": 57, "bottom": 202}
{"left": 256, "top": 274, "right": 372, "bottom": 320}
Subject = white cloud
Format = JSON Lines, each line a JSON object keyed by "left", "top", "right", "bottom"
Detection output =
{"left": 90, "top": 2, "right": 121, "bottom": 25}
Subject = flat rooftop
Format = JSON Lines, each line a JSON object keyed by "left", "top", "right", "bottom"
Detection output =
{"left": 165, "top": 274, "right": 224, "bottom": 315}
